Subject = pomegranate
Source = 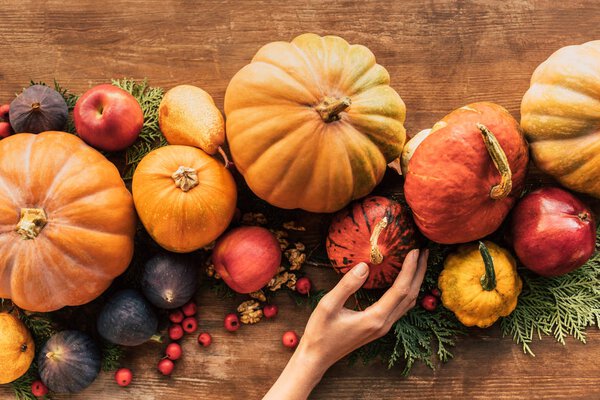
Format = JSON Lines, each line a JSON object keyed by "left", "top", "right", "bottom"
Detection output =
{"left": 212, "top": 226, "right": 281, "bottom": 293}
{"left": 510, "top": 187, "right": 596, "bottom": 277}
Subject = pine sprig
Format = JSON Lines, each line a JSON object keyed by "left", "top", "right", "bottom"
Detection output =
{"left": 111, "top": 78, "right": 167, "bottom": 179}
{"left": 11, "top": 366, "right": 48, "bottom": 400}
{"left": 500, "top": 232, "right": 600, "bottom": 355}
{"left": 101, "top": 342, "right": 125, "bottom": 372}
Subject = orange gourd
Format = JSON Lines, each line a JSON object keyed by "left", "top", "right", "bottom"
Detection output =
{"left": 132, "top": 145, "right": 237, "bottom": 253}
{"left": 0, "top": 132, "right": 136, "bottom": 312}
{"left": 224, "top": 33, "right": 406, "bottom": 213}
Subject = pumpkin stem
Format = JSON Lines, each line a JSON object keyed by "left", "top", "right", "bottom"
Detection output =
{"left": 479, "top": 241, "right": 497, "bottom": 291}
{"left": 316, "top": 96, "right": 352, "bottom": 123}
{"left": 16, "top": 208, "right": 47, "bottom": 239}
{"left": 369, "top": 216, "right": 388, "bottom": 265}
{"left": 477, "top": 123, "right": 512, "bottom": 200}
{"left": 172, "top": 166, "right": 199, "bottom": 192}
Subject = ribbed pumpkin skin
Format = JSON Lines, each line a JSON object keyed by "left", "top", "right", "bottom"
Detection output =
{"left": 224, "top": 33, "right": 406, "bottom": 213}
{"left": 404, "top": 103, "right": 528, "bottom": 244}
{"left": 38, "top": 331, "right": 101, "bottom": 393}
{"left": 326, "top": 196, "right": 418, "bottom": 289}
{"left": 0, "top": 132, "right": 136, "bottom": 312}
{"left": 521, "top": 40, "right": 600, "bottom": 198}
{"left": 132, "top": 145, "right": 237, "bottom": 253}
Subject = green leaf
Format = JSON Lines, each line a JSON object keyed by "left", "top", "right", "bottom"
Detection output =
{"left": 111, "top": 78, "right": 167, "bottom": 179}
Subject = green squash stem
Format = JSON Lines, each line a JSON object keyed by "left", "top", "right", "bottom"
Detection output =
{"left": 478, "top": 241, "right": 497, "bottom": 291}
{"left": 477, "top": 123, "right": 512, "bottom": 200}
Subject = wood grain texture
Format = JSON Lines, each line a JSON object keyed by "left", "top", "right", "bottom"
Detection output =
{"left": 1, "top": 0, "right": 600, "bottom": 399}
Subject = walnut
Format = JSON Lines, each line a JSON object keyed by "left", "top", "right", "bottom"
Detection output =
{"left": 206, "top": 263, "right": 215, "bottom": 277}
{"left": 283, "top": 221, "right": 306, "bottom": 231}
{"left": 249, "top": 290, "right": 267, "bottom": 302}
{"left": 270, "top": 229, "right": 290, "bottom": 250}
{"left": 285, "top": 248, "right": 306, "bottom": 271}
{"left": 241, "top": 212, "right": 268, "bottom": 226}
{"left": 237, "top": 300, "right": 263, "bottom": 324}
{"left": 268, "top": 271, "right": 297, "bottom": 291}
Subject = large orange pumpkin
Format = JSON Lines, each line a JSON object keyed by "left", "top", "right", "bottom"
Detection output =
{"left": 224, "top": 33, "right": 406, "bottom": 213}
{"left": 132, "top": 145, "right": 237, "bottom": 253}
{"left": 403, "top": 103, "right": 529, "bottom": 244}
{"left": 0, "top": 132, "right": 136, "bottom": 312}
{"left": 521, "top": 40, "right": 600, "bottom": 198}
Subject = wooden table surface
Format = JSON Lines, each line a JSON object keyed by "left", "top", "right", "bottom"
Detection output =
{"left": 1, "top": 0, "right": 600, "bottom": 399}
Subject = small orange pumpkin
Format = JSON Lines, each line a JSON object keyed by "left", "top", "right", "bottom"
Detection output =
{"left": 0, "top": 311, "right": 35, "bottom": 384}
{"left": 132, "top": 145, "right": 237, "bottom": 253}
{"left": 0, "top": 132, "right": 136, "bottom": 312}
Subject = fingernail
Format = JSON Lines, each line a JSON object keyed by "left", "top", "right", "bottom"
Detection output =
{"left": 412, "top": 249, "right": 420, "bottom": 260}
{"left": 353, "top": 262, "right": 369, "bottom": 277}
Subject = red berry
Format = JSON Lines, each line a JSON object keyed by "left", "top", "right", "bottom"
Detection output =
{"left": 169, "top": 309, "right": 185, "bottom": 324}
{"left": 31, "top": 380, "right": 48, "bottom": 397}
{"left": 182, "top": 317, "right": 197, "bottom": 333}
{"left": 157, "top": 358, "right": 175, "bottom": 376}
{"left": 181, "top": 301, "right": 197, "bottom": 317}
{"left": 431, "top": 288, "right": 441, "bottom": 298}
{"left": 224, "top": 313, "right": 240, "bottom": 332}
{"left": 421, "top": 294, "right": 438, "bottom": 312}
{"left": 0, "top": 122, "right": 12, "bottom": 138}
{"left": 168, "top": 324, "right": 184, "bottom": 340}
{"left": 0, "top": 104, "right": 9, "bottom": 120}
{"left": 282, "top": 330, "right": 299, "bottom": 349}
{"left": 166, "top": 342, "right": 182, "bottom": 360}
{"left": 263, "top": 304, "right": 278, "bottom": 319}
{"left": 295, "top": 277, "right": 311, "bottom": 295}
{"left": 198, "top": 332, "right": 212, "bottom": 347}
{"left": 114, "top": 368, "right": 133, "bottom": 387}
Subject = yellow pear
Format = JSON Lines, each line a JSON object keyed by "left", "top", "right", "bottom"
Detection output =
{"left": 159, "top": 85, "right": 224, "bottom": 154}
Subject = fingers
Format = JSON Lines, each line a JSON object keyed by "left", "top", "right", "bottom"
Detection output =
{"left": 319, "top": 262, "right": 369, "bottom": 312}
{"left": 369, "top": 249, "right": 421, "bottom": 315}
{"left": 388, "top": 248, "right": 429, "bottom": 321}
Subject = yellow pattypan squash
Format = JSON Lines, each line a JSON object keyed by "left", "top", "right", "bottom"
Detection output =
{"left": 0, "top": 311, "right": 35, "bottom": 384}
{"left": 438, "top": 241, "right": 522, "bottom": 328}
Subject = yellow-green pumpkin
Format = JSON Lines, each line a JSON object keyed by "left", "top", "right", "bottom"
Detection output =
{"left": 224, "top": 33, "right": 406, "bottom": 213}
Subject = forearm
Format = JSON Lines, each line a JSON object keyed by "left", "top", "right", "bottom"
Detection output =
{"left": 263, "top": 344, "right": 327, "bottom": 400}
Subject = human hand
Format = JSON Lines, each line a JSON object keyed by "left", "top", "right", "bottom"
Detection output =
{"left": 263, "top": 248, "right": 429, "bottom": 400}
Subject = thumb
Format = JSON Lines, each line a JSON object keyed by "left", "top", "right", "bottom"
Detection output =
{"left": 325, "top": 263, "right": 369, "bottom": 309}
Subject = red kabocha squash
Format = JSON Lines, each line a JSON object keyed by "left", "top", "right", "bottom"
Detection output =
{"left": 0, "top": 132, "right": 136, "bottom": 312}
{"left": 326, "top": 196, "right": 418, "bottom": 289}
{"left": 403, "top": 102, "right": 528, "bottom": 244}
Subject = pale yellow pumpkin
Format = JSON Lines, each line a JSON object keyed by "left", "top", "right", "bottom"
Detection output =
{"left": 224, "top": 33, "right": 406, "bottom": 213}
{"left": 521, "top": 40, "right": 600, "bottom": 198}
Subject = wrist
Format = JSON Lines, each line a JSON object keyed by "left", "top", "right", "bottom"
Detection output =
{"left": 290, "top": 342, "right": 329, "bottom": 384}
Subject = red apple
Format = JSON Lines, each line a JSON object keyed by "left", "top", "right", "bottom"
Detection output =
{"left": 212, "top": 226, "right": 281, "bottom": 293}
{"left": 0, "top": 104, "right": 13, "bottom": 138}
{"left": 74, "top": 84, "right": 143, "bottom": 151}
{"left": 510, "top": 187, "right": 596, "bottom": 277}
